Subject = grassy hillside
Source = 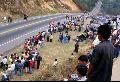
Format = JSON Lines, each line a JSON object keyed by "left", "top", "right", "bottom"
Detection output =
{"left": 0, "top": 0, "right": 80, "bottom": 20}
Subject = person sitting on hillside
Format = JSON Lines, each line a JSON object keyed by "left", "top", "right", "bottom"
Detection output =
{"left": 1, "top": 71, "right": 10, "bottom": 81}
{"left": 76, "top": 64, "right": 88, "bottom": 81}
{"left": 49, "top": 34, "right": 53, "bottom": 42}
{"left": 78, "top": 55, "right": 89, "bottom": 66}
{"left": 66, "top": 55, "right": 89, "bottom": 80}
{"left": 53, "top": 59, "right": 58, "bottom": 67}
{"left": 68, "top": 53, "right": 75, "bottom": 63}
{"left": 63, "top": 64, "right": 88, "bottom": 81}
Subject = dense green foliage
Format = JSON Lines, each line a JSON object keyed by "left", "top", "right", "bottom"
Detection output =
{"left": 73, "top": 0, "right": 98, "bottom": 11}
{"left": 102, "top": 0, "right": 120, "bottom": 15}
{"left": 74, "top": 0, "right": 120, "bottom": 15}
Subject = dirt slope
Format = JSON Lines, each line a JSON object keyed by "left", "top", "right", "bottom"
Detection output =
{"left": 0, "top": 0, "right": 81, "bottom": 18}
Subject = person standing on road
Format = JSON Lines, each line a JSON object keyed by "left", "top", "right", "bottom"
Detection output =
{"left": 23, "top": 14, "right": 28, "bottom": 21}
{"left": 3, "top": 16, "right": 7, "bottom": 23}
{"left": 87, "top": 24, "right": 116, "bottom": 81}
{"left": 8, "top": 16, "right": 12, "bottom": 23}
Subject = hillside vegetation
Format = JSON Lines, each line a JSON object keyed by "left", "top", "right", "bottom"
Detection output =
{"left": 73, "top": 0, "right": 98, "bottom": 11}
{"left": 102, "top": 0, "right": 120, "bottom": 15}
{"left": 74, "top": 0, "right": 120, "bottom": 15}
{"left": 0, "top": 0, "right": 80, "bottom": 19}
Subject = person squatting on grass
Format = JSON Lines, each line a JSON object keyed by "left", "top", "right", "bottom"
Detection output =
{"left": 62, "top": 55, "right": 89, "bottom": 81}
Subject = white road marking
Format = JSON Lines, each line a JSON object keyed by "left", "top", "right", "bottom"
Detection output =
{"left": 0, "top": 25, "right": 49, "bottom": 47}
{"left": 0, "top": 13, "right": 62, "bottom": 27}
{"left": 0, "top": 13, "right": 83, "bottom": 49}
{"left": 0, "top": 15, "right": 63, "bottom": 35}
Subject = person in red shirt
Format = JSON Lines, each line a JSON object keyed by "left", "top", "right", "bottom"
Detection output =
{"left": 29, "top": 59, "right": 33, "bottom": 74}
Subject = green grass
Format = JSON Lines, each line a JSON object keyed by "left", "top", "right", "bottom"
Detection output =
{"left": 4, "top": 31, "right": 92, "bottom": 81}
{"left": 1, "top": 18, "right": 93, "bottom": 81}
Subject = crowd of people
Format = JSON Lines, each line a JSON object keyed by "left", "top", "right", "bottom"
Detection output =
{"left": 0, "top": 13, "right": 120, "bottom": 81}
{"left": 0, "top": 14, "right": 87, "bottom": 81}
{"left": 0, "top": 31, "right": 45, "bottom": 81}
{"left": 62, "top": 15, "right": 120, "bottom": 81}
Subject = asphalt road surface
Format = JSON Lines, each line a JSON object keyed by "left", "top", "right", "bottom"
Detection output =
{"left": 0, "top": 0, "right": 101, "bottom": 54}
{"left": 0, "top": 13, "right": 83, "bottom": 54}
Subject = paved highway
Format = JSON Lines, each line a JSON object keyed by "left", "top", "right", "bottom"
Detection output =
{"left": 0, "top": 13, "right": 83, "bottom": 54}
{"left": 0, "top": 0, "right": 102, "bottom": 54}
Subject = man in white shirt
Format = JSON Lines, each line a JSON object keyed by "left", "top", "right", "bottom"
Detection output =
{"left": 1, "top": 56, "right": 8, "bottom": 71}
{"left": 3, "top": 16, "right": 7, "bottom": 22}
{"left": 53, "top": 59, "right": 58, "bottom": 67}
{"left": 9, "top": 62, "right": 15, "bottom": 71}
{"left": 2, "top": 56, "right": 7, "bottom": 65}
{"left": 92, "top": 35, "right": 100, "bottom": 48}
